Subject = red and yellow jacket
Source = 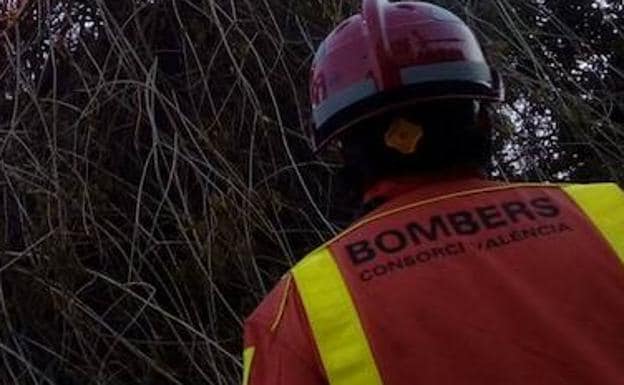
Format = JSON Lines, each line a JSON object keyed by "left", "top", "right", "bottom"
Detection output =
{"left": 243, "top": 177, "right": 624, "bottom": 385}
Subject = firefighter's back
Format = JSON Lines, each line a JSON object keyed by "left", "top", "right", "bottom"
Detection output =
{"left": 242, "top": 1, "right": 624, "bottom": 382}
{"left": 291, "top": 182, "right": 624, "bottom": 385}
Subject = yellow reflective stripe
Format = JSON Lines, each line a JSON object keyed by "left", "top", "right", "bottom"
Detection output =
{"left": 292, "top": 248, "right": 383, "bottom": 385}
{"left": 563, "top": 183, "right": 624, "bottom": 264}
{"left": 242, "top": 347, "right": 255, "bottom": 385}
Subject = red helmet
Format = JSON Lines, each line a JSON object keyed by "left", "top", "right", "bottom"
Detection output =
{"left": 309, "top": 0, "right": 504, "bottom": 152}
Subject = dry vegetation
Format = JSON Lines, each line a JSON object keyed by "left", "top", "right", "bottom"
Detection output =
{"left": 0, "top": 0, "right": 622, "bottom": 384}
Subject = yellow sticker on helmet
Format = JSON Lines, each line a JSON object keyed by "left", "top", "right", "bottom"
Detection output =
{"left": 384, "top": 118, "right": 424, "bottom": 155}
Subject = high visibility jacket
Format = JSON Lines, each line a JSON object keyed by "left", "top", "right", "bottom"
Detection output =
{"left": 242, "top": 177, "right": 624, "bottom": 385}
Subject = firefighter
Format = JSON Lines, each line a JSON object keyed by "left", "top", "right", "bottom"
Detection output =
{"left": 242, "top": 1, "right": 624, "bottom": 384}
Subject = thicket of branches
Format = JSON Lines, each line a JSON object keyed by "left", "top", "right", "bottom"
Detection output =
{"left": 0, "top": 0, "right": 622, "bottom": 384}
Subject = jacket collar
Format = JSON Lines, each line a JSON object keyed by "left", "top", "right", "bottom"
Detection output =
{"left": 361, "top": 169, "right": 497, "bottom": 215}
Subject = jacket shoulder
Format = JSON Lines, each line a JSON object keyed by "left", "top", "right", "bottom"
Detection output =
{"left": 246, "top": 274, "right": 293, "bottom": 329}
{"left": 247, "top": 245, "right": 338, "bottom": 330}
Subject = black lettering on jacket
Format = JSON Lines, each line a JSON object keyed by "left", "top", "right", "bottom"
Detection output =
{"left": 406, "top": 215, "right": 450, "bottom": 245}
{"left": 347, "top": 240, "right": 376, "bottom": 265}
{"left": 476, "top": 205, "right": 508, "bottom": 229}
{"left": 502, "top": 201, "right": 536, "bottom": 223}
{"left": 447, "top": 211, "right": 480, "bottom": 235}
{"left": 375, "top": 230, "right": 408, "bottom": 254}
{"left": 531, "top": 197, "right": 560, "bottom": 218}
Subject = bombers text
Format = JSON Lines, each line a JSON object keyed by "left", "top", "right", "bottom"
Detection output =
{"left": 346, "top": 197, "right": 560, "bottom": 266}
